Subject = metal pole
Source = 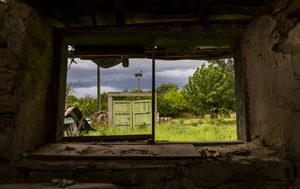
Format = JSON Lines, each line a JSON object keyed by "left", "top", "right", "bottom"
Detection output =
{"left": 138, "top": 78, "right": 140, "bottom": 100}
{"left": 151, "top": 38, "right": 155, "bottom": 144}
{"left": 97, "top": 66, "right": 101, "bottom": 112}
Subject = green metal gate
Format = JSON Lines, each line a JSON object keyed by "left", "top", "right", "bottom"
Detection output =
{"left": 113, "top": 101, "right": 132, "bottom": 126}
{"left": 113, "top": 100, "right": 152, "bottom": 127}
{"left": 133, "top": 100, "right": 152, "bottom": 126}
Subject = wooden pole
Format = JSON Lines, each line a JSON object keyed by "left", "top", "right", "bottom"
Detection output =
{"left": 151, "top": 38, "right": 155, "bottom": 144}
{"left": 138, "top": 78, "right": 140, "bottom": 100}
{"left": 97, "top": 66, "right": 101, "bottom": 111}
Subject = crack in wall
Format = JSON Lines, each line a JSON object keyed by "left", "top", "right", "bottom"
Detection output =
{"left": 291, "top": 59, "right": 300, "bottom": 91}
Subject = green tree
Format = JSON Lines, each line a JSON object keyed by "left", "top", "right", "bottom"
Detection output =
{"left": 208, "top": 59, "right": 235, "bottom": 102}
{"left": 157, "top": 89, "right": 189, "bottom": 117}
{"left": 66, "top": 95, "right": 78, "bottom": 105}
{"left": 100, "top": 92, "right": 108, "bottom": 110}
{"left": 182, "top": 63, "right": 235, "bottom": 119}
{"left": 155, "top": 83, "right": 179, "bottom": 96}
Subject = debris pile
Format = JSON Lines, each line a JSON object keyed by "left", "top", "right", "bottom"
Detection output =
{"left": 198, "top": 148, "right": 250, "bottom": 160}
{"left": 89, "top": 110, "right": 108, "bottom": 124}
{"left": 50, "top": 179, "right": 75, "bottom": 188}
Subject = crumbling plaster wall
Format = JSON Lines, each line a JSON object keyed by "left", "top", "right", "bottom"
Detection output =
{"left": 0, "top": 3, "right": 53, "bottom": 161}
{"left": 242, "top": 1, "right": 300, "bottom": 161}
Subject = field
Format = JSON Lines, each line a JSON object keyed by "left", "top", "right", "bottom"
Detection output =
{"left": 83, "top": 118, "right": 237, "bottom": 141}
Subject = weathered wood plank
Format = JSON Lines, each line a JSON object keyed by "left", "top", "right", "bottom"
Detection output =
{"left": 62, "top": 22, "right": 247, "bottom": 36}
{"left": 214, "top": 0, "right": 264, "bottom": 6}
{"left": 114, "top": 0, "right": 126, "bottom": 25}
{"left": 0, "top": 183, "right": 119, "bottom": 189}
{"left": 64, "top": 37, "right": 240, "bottom": 47}
{"left": 28, "top": 144, "right": 200, "bottom": 159}
{"left": 209, "top": 14, "right": 252, "bottom": 20}
{"left": 156, "top": 140, "right": 244, "bottom": 146}
{"left": 74, "top": 46, "right": 145, "bottom": 56}
{"left": 15, "top": 158, "right": 177, "bottom": 171}
{"left": 234, "top": 44, "right": 249, "bottom": 141}
{"left": 198, "top": 0, "right": 215, "bottom": 20}
{"left": 121, "top": 55, "right": 129, "bottom": 67}
{"left": 108, "top": 94, "right": 113, "bottom": 126}
{"left": 48, "top": 29, "right": 68, "bottom": 143}
{"left": 62, "top": 135, "right": 152, "bottom": 142}
{"left": 125, "top": 12, "right": 197, "bottom": 24}
{"left": 212, "top": 3, "right": 259, "bottom": 15}
{"left": 80, "top": 54, "right": 233, "bottom": 61}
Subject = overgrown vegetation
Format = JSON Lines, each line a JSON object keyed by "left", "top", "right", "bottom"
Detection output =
{"left": 81, "top": 118, "right": 237, "bottom": 141}
{"left": 182, "top": 61, "right": 235, "bottom": 119}
{"left": 65, "top": 59, "right": 235, "bottom": 119}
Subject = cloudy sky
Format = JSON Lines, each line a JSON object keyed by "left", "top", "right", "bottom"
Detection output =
{"left": 67, "top": 58, "right": 207, "bottom": 98}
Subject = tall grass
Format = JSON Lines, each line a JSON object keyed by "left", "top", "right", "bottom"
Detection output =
{"left": 82, "top": 118, "right": 237, "bottom": 141}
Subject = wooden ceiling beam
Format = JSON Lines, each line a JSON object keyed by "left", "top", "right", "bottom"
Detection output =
{"left": 62, "top": 23, "right": 246, "bottom": 37}
{"left": 198, "top": 0, "right": 215, "bottom": 20}
{"left": 212, "top": 3, "right": 259, "bottom": 15}
{"left": 114, "top": 0, "right": 126, "bottom": 25}
{"left": 214, "top": 0, "right": 264, "bottom": 6}
{"left": 74, "top": 46, "right": 145, "bottom": 56}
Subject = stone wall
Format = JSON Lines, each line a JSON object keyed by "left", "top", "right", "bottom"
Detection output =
{"left": 0, "top": 1, "right": 300, "bottom": 188}
{"left": 0, "top": 3, "right": 53, "bottom": 160}
{"left": 241, "top": 0, "right": 300, "bottom": 161}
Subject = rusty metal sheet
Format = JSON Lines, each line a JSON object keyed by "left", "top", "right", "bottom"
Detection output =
{"left": 65, "top": 106, "right": 75, "bottom": 117}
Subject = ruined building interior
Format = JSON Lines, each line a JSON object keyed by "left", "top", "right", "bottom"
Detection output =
{"left": 0, "top": 0, "right": 300, "bottom": 188}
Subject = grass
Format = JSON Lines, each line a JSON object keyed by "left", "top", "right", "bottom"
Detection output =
{"left": 82, "top": 118, "right": 237, "bottom": 141}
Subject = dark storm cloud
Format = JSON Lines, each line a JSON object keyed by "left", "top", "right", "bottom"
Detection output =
{"left": 67, "top": 58, "right": 206, "bottom": 97}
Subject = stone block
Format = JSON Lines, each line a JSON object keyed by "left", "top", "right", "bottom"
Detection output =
{"left": 190, "top": 162, "right": 236, "bottom": 187}
{"left": 0, "top": 85, "right": 14, "bottom": 95}
{"left": 0, "top": 117, "right": 15, "bottom": 132}
{"left": 0, "top": 102, "right": 18, "bottom": 114}
{"left": 0, "top": 57, "right": 26, "bottom": 70}
{"left": 258, "top": 160, "right": 294, "bottom": 182}
{"left": 111, "top": 168, "right": 176, "bottom": 185}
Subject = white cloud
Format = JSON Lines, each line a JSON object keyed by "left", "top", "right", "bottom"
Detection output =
{"left": 67, "top": 58, "right": 208, "bottom": 97}
{"left": 74, "top": 86, "right": 120, "bottom": 99}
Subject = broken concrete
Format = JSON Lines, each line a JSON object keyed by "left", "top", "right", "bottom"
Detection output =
{"left": 242, "top": 11, "right": 300, "bottom": 161}
{"left": 8, "top": 142, "right": 295, "bottom": 189}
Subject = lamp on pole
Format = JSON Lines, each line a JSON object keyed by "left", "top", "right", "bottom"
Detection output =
{"left": 135, "top": 70, "right": 143, "bottom": 100}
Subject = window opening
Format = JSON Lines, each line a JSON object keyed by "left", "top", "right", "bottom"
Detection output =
{"left": 64, "top": 56, "right": 237, "bottom": 142}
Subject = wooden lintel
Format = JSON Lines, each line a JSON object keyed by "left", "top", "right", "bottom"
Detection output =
{"left": 74, "top": 46, "right": 145, "bottom": 56}
{"left": 62, "top": 23, "right": 247, "bottom": 38}
{"left": 62, "top": 135, "right": 152, "bottom": 142}
{"left": 114, "top": 0, "right": 126, "bottom": 25}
